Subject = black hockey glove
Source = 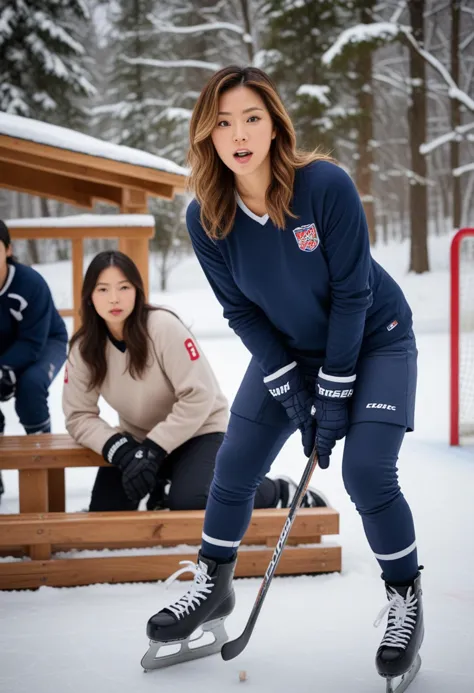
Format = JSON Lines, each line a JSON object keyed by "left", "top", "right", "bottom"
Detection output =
{"left": 0, "top": 366, "right": 16, "bottom": 402}
{"left": 312, "top": 370, "right": 355, "bottom": 469}
{"left": 102, "top": 433, "right": 167, "bottom": 502}
{"left": 263, "top": 361, "right": 316, "bottom": 457}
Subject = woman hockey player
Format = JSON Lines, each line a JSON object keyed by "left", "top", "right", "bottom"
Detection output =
{"left": 143, "top": 66, "right": 424, "bottom": 691}
{"left": 62, "top": 250, "right": 326, "bottom": 514}
{"left": 0, "top": 220, "right": 67, "bottom": 500}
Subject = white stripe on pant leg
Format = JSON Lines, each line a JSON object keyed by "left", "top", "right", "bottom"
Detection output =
{"left": 202, "top": 532, "right": 241, "bottom": 549}
{"left": 23, "top": 417, "right": 51, "bottom": 431}
{"left": 373, "top": 540, "right": 417, "bottom": 561}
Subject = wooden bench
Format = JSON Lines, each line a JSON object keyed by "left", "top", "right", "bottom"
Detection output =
{"left": 0, "top": 434, "right": 342, "bottom": 589}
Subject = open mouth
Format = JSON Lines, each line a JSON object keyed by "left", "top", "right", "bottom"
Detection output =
{"left": 233, "top": 150, "right": 253, "bottom": 163}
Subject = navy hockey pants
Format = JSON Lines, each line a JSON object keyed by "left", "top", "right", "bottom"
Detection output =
{"left": 201, "top": 331, "right": 419, "bottom": 584}
{"left": 2, "top": 339, "right": 67, "bottom": 434}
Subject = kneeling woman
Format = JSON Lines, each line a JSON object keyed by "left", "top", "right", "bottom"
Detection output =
{"left": 62, "top": 251, "right": 325, "bottom": 512}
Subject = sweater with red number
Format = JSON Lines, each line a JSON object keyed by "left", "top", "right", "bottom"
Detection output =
{"left": 62, "top": 309, "right": 228, "bottom": 455}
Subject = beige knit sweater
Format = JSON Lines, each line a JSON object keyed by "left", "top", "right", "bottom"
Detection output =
{"left": 62, "top": 309, "right": 228, "bottom": 455}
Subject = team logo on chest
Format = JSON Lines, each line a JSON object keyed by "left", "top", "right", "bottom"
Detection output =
{"left": 292, "top": 223, "right": 320, "bottom": 252}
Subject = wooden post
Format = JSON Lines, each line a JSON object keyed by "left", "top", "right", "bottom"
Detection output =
{"left": 10, "top": 223, "right": 155, "bottom": 319}
{"left": 118, "top": 237, "right": 150, "bottom": 296}
{"left": 18, "top": 469, "right": 52, "bottom": 560}
{"left": 71, "top": 238, "right": 83, "bottom": 332}
{"left": 48, "top": 469, "right": 66, "bottom": 512}
{"left": 121, "top": 188, "right": 150, "bottom": 297}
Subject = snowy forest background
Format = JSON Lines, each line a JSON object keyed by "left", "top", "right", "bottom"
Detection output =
{"left": 0, "top": 0, "right": 473, "bottom": 286}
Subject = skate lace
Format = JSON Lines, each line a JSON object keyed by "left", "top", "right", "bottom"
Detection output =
{"left": 373, "top": 587, "right": 418, "bottom": 649}
{"left": 164, "top": 561, "right": 214, "bottom": 620}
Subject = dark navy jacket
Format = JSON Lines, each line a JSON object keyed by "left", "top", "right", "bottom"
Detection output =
{"left": 186, "top": 161, "right": 412, "bottom": 377}
{"left": 0, "top": 262, "right": 68, "bottom": 372}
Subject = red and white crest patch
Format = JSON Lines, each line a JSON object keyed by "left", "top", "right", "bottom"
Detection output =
{"left": 292, "top": 223, "right": 320, "bottom": 253}
{"left": 184, "top": 338, "right": 200, "bottom": 361}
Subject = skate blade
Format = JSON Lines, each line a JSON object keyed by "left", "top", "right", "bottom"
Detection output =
{"left": 385, "top": 655, "right": 422, "bottom": 693}
{"left": 141, "top": 617, "right": 229, "bottom": 671}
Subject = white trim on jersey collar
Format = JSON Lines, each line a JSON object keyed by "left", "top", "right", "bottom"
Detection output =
{"left": 0, "top": 264, "right": 15, "bottom": 296}
{"left": 236, "top": 193, "right": 269, "bottom": 226}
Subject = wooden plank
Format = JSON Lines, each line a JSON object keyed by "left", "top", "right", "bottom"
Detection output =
{"left": 0, "top": 508, "right": 339, "bottom": 547}
{"left": 265, "top": 535, "right": 321, "bottom": 547}
{"left": 0, "top": 454, "right": 107, "bottom": 471}
{"left": 48, "top": 469, "right": 66, "bottom": 513}
{"left": 0, "top": 135, "right": 186, "bottom": 190}
{"left": 0, "top": 433, "right": 88, "bottom": 452}
{"left": 0, "top": 546, "right": 341, "bottom": 589}
{"left": 52, "top": 535, "right": 320, "bottom": 551}
{"left": 0, "top": 434, "right": 106, "bottom": 469}
{"left": 0, "top": 433, "right": 93, "bottom": 454}
{"left": 9, "top": 225, "right": 154, "bottom": 241}
{"left": 0, "top": 161, "right": 93, "bottom": 208}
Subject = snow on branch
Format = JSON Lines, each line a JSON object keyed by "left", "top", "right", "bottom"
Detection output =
{"left": 322, "top": 23, "right": 399, "bottom": 65}
{"left": 147, "top": 15, "right": 245, "bottom": 36}
{"left": 453, "top": 163, "right": 474, "bottom": 178}
{"left": 90, "top": 98, "right": 171, "bottom": 119}
{"left": 325, "top": 17, "right": 474, "bottom": 114}
{"left": 400, "top": 26, "right": 474, "bottom": 112}
{"left": 122, "top": 56, "right": 221, "bottom": 71}
{"left": 296, "top": 84, "right": 331, "bottom": 106}
{"left": 420, "top": 122, "right": 474, "bottom": 155}
{"left": 0, "top": 6, "right": 15, "bottom": 44}
{"left": 33, "top": 11, "right": 85, "bottom": 55}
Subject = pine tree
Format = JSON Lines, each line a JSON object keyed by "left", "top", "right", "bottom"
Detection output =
{"left": 0, "top": 0, "right": 95, "bottom": 126}
{"left": 262, "top": 0, "right": 344, "bottom": 153}
{"left": 94, "top": 0, "right": 197, "bottom": 289}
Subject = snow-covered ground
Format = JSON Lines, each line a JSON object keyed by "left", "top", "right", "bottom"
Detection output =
{"left": 0, "top": 232, "right": 473, "bottom": 693}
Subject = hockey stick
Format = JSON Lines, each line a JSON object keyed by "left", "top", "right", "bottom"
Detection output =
{"left": 221, "top": 447, "right": 319, "bottom": 661}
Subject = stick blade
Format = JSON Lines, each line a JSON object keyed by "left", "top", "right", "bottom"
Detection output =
{"left": 221, "top": 631, "right": 250, "bottom": 661}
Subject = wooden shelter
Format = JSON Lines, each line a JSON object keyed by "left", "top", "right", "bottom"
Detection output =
{"left": 7, "top": 214, "right": 157, "bottom": 331}
{"left": 0, "top": 112, "right": 187, "bottom": 307}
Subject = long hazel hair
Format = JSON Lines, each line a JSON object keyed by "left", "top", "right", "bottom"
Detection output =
{"left": 69, "top": 251, "right": 156, "bottom": 390}
{"left": 188, "top": 65, "right": 333, "bottom": 240}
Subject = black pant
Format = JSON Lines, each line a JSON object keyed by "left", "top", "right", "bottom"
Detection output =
{"left": 89, "top": 432, "right": 280, "bottom": 511}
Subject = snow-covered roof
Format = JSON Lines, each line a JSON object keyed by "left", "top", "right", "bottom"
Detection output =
{"left": 6, "top": 214, "right": 155, "bottom": 228}
{"left": 0, "top": 112, "right": 187, "bottom": 178}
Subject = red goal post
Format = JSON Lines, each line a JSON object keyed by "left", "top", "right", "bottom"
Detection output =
{"left": 450, "top": 228, "right": 474, "bottom": 445}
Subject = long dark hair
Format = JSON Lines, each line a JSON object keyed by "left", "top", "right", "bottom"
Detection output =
{"left": 69, "top": 251, "right": 157, "bottom": 390}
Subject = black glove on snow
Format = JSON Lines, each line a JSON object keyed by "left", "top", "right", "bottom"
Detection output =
{"left": 263, "top": 361, "right": 316, "bottom": 457}
{"left": 0, "top": 366, "right": 16, "bottom": 402}
{"left": 102, "top": 433, "right": 167, "bottom": 502}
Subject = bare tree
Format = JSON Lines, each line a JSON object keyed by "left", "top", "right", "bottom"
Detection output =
{"left": 408, "top": 0, "right": 429, "bottom": 272}
{"left": 355, "top": 0, "right": 377, "bottom": 245}
{"left": 451, "top": 0, "right": 461, "bottom": 229}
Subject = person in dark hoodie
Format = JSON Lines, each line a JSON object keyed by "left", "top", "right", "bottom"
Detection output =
{"left": 0, "top": 219, "right": 68, "bottom": 500}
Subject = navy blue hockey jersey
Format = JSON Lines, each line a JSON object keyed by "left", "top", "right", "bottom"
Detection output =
{"left": 186, "top": 160, "right": 413, "bottom": 378}
{"left": 0, "top": 262, "right": 67, "bottom": 372}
